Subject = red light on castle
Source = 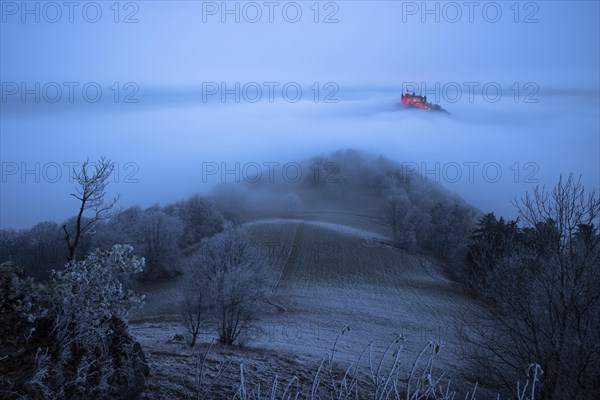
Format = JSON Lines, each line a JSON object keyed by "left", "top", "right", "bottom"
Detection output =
{"left": 399, "top": 88, "right": 446, "bottom": 112}
{"left": 400, "top": 91, "right": 429, "bottom": 109}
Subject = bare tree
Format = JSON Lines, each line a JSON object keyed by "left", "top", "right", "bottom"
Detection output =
{"left": 189, "top": 226, "right": 268, "bottom": 345}
{"left": 460, "top": 174, "right": 600, "bottom": 399}
{"left": 384, "top": 194, "right": 421, "bottom": 250}
{"left": 136, "top": 207, "right": 183, "bottom": 280}
{"left": 63, "top": 158, "right": 119, "bottom": 261}
{"left": 180, "top": 255, "right": 211, "bottom": 348}
{"left": 385, "top": 195, "right": 407, "bottom": 242}
{"left": 180, "top": 292, "right": 206, "bottom": 348}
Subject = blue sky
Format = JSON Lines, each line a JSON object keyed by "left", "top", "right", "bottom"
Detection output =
{"left": 1, "top": 1, "right": 599, "bottom": 228}
{"left": 2, "top": 1, "right": 598, "bottom": 86}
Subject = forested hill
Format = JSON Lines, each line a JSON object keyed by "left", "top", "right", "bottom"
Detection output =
{"left": 213, "top": 149, "right": 478, "bottom": 219}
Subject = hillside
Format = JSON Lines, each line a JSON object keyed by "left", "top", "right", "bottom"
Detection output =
{"left": 130, "top": 214, "right": 484, "bottom": 398}
{"left": 0, "top": 149, "right": 491, "bottom": 398}
{"left": 0, "top": 149, "right": 490, "bottom": 398}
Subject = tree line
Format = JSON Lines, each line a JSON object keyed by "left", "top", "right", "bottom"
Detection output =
{"left": 460, "top": 175, "right": 599, "bottom": 400}
{"left": 384, "top": 171, "right": 600, "bottom": 399}
{"left": 0, "top": 159, "right": 225, "bottom": 281}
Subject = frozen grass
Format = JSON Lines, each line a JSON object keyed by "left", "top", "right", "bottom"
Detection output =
{"left": 135, "top": 324, "right": 540, "bottom": 399}
{"left": 135, "top": 326, "right": 320, "bottom": 400}
{"left": 132, "top": 218, "right": 487, "bottom": 396}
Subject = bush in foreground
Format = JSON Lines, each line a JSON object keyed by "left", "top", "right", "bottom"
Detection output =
{"left": 0, "top": 245, "right": 149, "bottom": 400}
{"left": 184, "top": 226, "right": 269, "bottom": 346}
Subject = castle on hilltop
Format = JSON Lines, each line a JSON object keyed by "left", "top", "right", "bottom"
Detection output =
{"left": 401, "top": 89, "right": 430, "bottom": 109}
{"left": 400, "top": 89, "right": 445, "bottom": 112}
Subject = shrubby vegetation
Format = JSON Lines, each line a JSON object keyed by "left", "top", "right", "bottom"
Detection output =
{"left": 93, "top": 205, "right": 184, "bottom": 281}
{"left": 182, "top": 226, "right": 269, "bottom": 346}
{"left": 0, "top": 199, "right": 224, "bottom": 283}
{"left": 462, "top": 175, "right": 600, "bottom": 399}
{"left": 0, "top": 221, "right": 65, "bottom": 280}
{"left": 164, "top": 194, "right": 225, "bottom": 251}
{"left": 0, "top": 245, "right": 148, "bottom": 399}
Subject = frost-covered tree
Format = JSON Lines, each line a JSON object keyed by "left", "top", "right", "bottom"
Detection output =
{"left": 188, "top": 227, "right": 268, "bottom": 345}
{"left": 385, "top": 193, "right": 419, "bottom": 250}
{"left": 466, "top": 213, "right": 519, "bottom": 292}
{"left": 0, "top": 222, "right": 64, "bottom": 279}
{"left": 136, "top": 207, "right": 183, "bottom": 280}
{"left": 425, "top": 202, "right": 474, "bottom": 268}
{"left": 63, "top": 157, "right": 119, "bottom": 261}
{"left": 164, "top": 195, "right": 224, "bottom": 250}
{"left": 460, "top": 175, "right": 600, "bottom": 399}
{"left": 51, "top": 244, "right": 145, "bottom": 345}
{"left": 92, "top": 206, "right": 184, "bottom": 281}
{"left": 180, "top": 274, "right": 207, "bottom": 348}
{"left": 91, "top": 205, "right": 142, "bottom": 251}
{"left": 0, "top": 245, "right": 148, "bottom": 399}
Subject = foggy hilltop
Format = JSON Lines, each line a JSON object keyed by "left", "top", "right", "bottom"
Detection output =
{"left": 2, "top": 149, "right": 477, "bottom": 278}
{"left": 212, "top": 149, "right": 474, "bottom": 219}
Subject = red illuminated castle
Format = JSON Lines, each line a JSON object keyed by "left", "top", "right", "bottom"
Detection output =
{"left": 401, "top": 89, "right": 430, "bottom": 109}
{"left": 400, "top": 89, "right": 446, "bottom": 112}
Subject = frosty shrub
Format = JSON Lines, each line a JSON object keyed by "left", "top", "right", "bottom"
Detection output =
{"left": 51, "top": 244, "right": 145, "bottom": 357}
{"left": 92, "top": 206, "right": 185, "bottom": 281}
{"left": 164, "top": 194, "right": 225, "bottom": 250}
{"left": 186, "top": 226, "right": 269, "bottom": 346}
{"left": 134, "top": 207, "right": 184, "bottom": 281}
{"left": 0, "top": 245, "right": 149, "bottom": 400}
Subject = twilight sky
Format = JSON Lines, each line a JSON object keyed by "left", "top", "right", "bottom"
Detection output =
{"left": 1, "top": 1, "right": 599, "bottom": 228}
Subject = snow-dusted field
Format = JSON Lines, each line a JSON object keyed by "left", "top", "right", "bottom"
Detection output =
{"left": 131, "top": 216, "right": 484, "bottom": 397}
{"left": 245, "top": 217, "right": 387, "bottom": 240}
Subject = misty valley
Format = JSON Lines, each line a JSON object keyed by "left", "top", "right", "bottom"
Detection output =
{"left": 1, "top": 151, "right": 598, "bottom": 400}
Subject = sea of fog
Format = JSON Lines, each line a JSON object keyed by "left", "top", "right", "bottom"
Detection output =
{"left": 1, "top": 86, "right": 598, "bottom": 229}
